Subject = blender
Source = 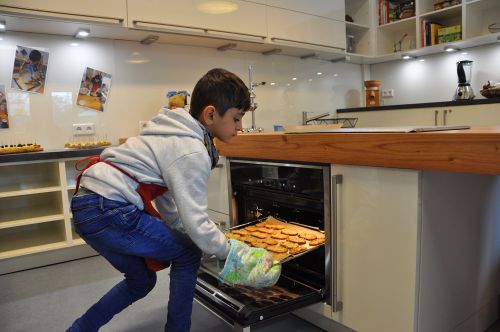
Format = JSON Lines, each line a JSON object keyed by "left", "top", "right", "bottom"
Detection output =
{"left": 453, "top": 60, "right": 475, "bottom": 100}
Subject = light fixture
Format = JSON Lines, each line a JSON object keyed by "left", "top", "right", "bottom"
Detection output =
{"left": 262, "top": 48, "right": 281, "bottom": 56}
{"left": 402, "top": 54, "right": 416, "bottom": 60}
{"left": 197, "top": 1, "right": 238, "bottom": 14}
{"left": 216, "top": 43, "right": 236, "bottom": 51}
{"left": 308, "top": 78, "right": 313, "bottom": 82}
{"left": 292, "top": 77, "right": 297, "bottom": 81}
{"left": 444, "top": 46, "right": 459, "bottom": 52}
{"left": 270, "top": 82, "right": 276, "bottom": 86}
{"left": 70, "top": 42, "right": 79, "bottom": 47}
{"left": 316, "top": 72, "right": 323, "bottom": 76}
{"left": 140, "top": 35, "right": 159, "bottom": 45}
{"left": 300, "top": 53, "right": 317, "bottom": 60}
{"left": 419, "top": 59, "right": 425, "bottom": 62}
{"left": 333, "top": 73, "right": 339, "bottom": 77}
{"left": 0, "top": 20, "right": 5, "bottom": 32}
{"left": 74, "top": 29, "right": 89, "bottom": 39}
{"left": 461, "top": 52, "right": 468, "bottom": 55}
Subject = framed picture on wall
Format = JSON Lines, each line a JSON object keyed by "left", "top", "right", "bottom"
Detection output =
{"left": 76, "top": 67, "right": 112, "bottom": 112}
{"left": 0, "top": 85, "right": 9, "bottom": 129}
{"left": 11, "top": 45, "right": 49, "bottom": 94}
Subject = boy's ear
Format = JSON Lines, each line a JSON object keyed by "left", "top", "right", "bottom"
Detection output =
{"left": 200, "top": 105, "right": 216, "bottom": 125}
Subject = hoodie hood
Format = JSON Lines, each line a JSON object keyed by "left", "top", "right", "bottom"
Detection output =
{"left": 141, "top": 107, "right": 204, "bottom": 140}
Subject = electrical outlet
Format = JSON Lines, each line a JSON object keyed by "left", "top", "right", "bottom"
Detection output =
{"left": 73, "top": 123, "right": 95, "bottom": 136}
{"left": 381, "top": 89, "right": 395, "bottom": 98}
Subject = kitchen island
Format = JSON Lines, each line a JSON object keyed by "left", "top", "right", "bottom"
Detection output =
{"left": 215, "top": 127, "right": 500, "bottom": 332}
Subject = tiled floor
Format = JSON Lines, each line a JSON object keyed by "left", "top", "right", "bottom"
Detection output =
{"left": 0, "top": 256, "right": 325, "bottom": 332}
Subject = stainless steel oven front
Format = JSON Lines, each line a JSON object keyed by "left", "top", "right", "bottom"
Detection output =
{"left": 194, "top": 159, "right": 340, "bottom": 330}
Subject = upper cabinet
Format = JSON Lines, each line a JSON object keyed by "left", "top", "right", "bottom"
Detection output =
{"left": 267, "top": 6, "right": 346, "bottom": 50}
{"left": 127, "top": 0, "right": 267, "bottom": 42}
{"left": 0, "top": 0, "right": 126, "bottom": 23}
{"left": 266, "top": 0, "right": 345, "bottom": 21}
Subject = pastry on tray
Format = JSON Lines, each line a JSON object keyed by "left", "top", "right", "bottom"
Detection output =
{"left": 0, "top": 143, "right": 43, "bottom": 155}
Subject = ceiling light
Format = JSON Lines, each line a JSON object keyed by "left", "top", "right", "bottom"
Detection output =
{"left": 286, "top": 83, "right": 291, "bottom": 86}
{"left": 216, "top": 43, "right": 236, "bottom": 51}
{"left": 74, "top": 29, "right": 89, "bottom": 39}
{"left": 292, "top": 77, "right": 297, "bottom": 81}
{"left": 270, "top": 82, "right": 276, "bottom": 86}
{"left": 262, "top": 48, "right": 281, "bottom": 56}
{"left": 308, "top": 78, "right": 313, "bottom": 82}
{"left": 0, "top": 20, "right": 6, "bottom": 31}
{"left": 461, "top": 52, "right": 468, "bottom": 55}
{"left": 419, "top": 59, "right": 425, "bottom": 62}
{"left": 444, "top": 46, "right": 459, "bottom": 52}
{"left": 402, "top": 54, "right": 416, "bottom": 60}
{"left": 140, "top": 35, "right": 159, "bottom": 45}
{"left": 333, "top": 73, "right": 338, "bottom": 77}
{"left": 316, "top": 72, "right": 322, "bottom": 75}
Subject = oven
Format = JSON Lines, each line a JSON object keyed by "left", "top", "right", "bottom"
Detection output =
{"left": 195, "top": 159, "right": 341, "bottom": 330}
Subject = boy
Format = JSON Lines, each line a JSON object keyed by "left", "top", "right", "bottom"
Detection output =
{"left": 67, "top": 68, "right": 280, "bottom": 332}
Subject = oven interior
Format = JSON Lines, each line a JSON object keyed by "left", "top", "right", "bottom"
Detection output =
{"left": 195, "top": 161, "right": 330, "bottom": 327}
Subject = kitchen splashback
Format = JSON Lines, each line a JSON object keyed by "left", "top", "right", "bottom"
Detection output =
{"left": 0, "top": 31, "right": 363, "bottom": 149}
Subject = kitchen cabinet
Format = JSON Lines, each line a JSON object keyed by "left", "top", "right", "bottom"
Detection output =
{"left": 267, "top": 6, "right": 346, "bottom": 51}
{"left": 127, "top": 0, "right": 267, "bottom": 42}
{"left": 296, "top": 164, "right": 500, "bottom": 332}
{"left": 344, "top": 103, "right": 500, "bottom": 127}
{"left": 0, "top": 0, "right": 126, "bottom": 24}
{"left": 0, "top": 156, "right": 96, "bottom": 275}
{"left": 266, "top": 0, "right": 345, "bottom": 21}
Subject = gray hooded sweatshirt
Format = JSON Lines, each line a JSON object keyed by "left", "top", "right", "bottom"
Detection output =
{"left": 79, "top": 107, "right": 230, "bottom": 260}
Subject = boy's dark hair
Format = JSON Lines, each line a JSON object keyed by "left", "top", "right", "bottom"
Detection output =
{"left": 29, "top": 50, "right": 42, "bottom": 62}
{"left": 190, "top": 68, "right": 250, "bottom": 119}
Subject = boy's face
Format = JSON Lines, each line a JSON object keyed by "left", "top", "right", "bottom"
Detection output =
{"left": 203, "top": 106, "right": 245, "bottom": 143}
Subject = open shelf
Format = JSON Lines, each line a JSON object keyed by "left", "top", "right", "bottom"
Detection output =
{"left": 465, "top": 0, "right": 500, "bottom": 38}
{"left": 65, "top": 159, "right": 81, "bottom": 187}
{"left": 377, "top": 17, "right": 417, "bottom": 55}
{"left": 0, "top": 186, "right": 62, "bottom": 198}
{"left": 0, "top": 162, "right": 60, "bottom": 194}
{"left": 0, "top": 220, "right": 66, "bottom": 258}
{"left": 378, "top": 16, "right": 416, "bottom": 30}
{"left": 419, "top": 4, "right": 462, "bottom": 20}
{"left": 0, "top": 192, "right": 63, "bottom": 224}
{"left": 345, "top": 0, "right": 371, "bottom": 26}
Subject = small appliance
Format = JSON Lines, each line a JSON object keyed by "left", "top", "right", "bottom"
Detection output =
{"left": 453, "top": 60, "right": 475, "bottom": 100}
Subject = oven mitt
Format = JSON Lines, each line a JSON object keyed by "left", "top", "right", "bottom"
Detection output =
{"left": 218, "top": 239, "right": 281, "bottom": 288}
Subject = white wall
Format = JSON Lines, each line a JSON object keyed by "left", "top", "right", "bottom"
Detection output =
{"left": 371, "top": 43, "right": 500, "bottom": 105}
{"left": 0, "top": 31, "right": 363, "bottom": 149}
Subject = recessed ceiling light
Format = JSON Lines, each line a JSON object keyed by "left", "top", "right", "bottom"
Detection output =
{"left": 74, "top": 29, "right": 89, "bottom": 39}
{"left": 445, "top": 46, "right": 459, "bottom": 52}
{"left": 292, "top": 77, "right": 297, "bottom": 81}
{"left": 270, "top": 82, "right": 276, "bottom": 86}
{"left": 402, "top": 54, "right": 416, "bottom": 60}
{"left": 461, "top": 52, "right": 468, "bottom": 55}
{"left": 316, "top": 72, "right": 322, "bottom": 75}
{"left": 0, "top": 20, "right": 6, "bottom": 31}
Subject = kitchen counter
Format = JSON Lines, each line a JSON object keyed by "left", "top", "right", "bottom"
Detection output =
{"left": 0, "top": 147, "right": 106, "bottom": 164}
{"left": 216, "top": 126, "right": 500, "bottom": 175}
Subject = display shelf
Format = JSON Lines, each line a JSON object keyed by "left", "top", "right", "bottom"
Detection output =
{"left": 419, "top": 4, "right": 462, "bottom": 21}
{"left": 0, "top": 221, "right": 66, "bottom": 258}
{"left": 0, "top": 162, "right": 60, "bottom": 194}
{"left": 0, "top": 214, "right": 65, "bottom": 230}
{"left": 377, "top": 17, "right": 417, "bottom": 55}
{"left": 0, "top": 192, "right": 63, "bottom": 223}
{"left": 0, "top": 186, "right": 61, "bottom": 198}
{"left": 378, "top": 16, "right": 416, "bottom": 30}
{"left": 345, "top": 0, "right": 371, "bottom": 26}
{"left": 465, "top": 0, "right": 500, "bottom": 39}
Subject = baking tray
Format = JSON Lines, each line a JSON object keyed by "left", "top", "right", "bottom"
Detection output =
{"left": 224, "top": 216, "right": 325, "bottom": 264}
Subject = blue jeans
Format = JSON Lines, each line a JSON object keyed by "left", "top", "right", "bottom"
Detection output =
{"left": 68, "top": 193, "right": 202, "bottom": 332}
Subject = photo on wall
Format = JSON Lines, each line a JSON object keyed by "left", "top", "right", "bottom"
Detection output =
{"left": 11, "top": 45, "right": 49, "bottom": 94}
{"left": 0, "top": 85, "right": 9, "bottom": 129}
{"left": 77, "top": 67, "right": 112, "bottom": 112}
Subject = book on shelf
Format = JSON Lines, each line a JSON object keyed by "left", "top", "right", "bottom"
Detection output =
{"left": 379, "top": 0, "right": 415, "bottom": 25}
{"left": 438, "top": 25, "right": 462, "bottom": 44}
{"left": 421, "top": 20, "right": 444, "bottom": 47}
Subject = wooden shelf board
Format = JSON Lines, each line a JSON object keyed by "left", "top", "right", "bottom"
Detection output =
{"left": 0, "top": 204, "right": 63, "bottom": 224}
{"left": 346, "top": 21, "right": 370, "bottom": 34}
{"left": 0, "top": 186, "right": 61, "bottom": 198}
{"left": 73, "top": 238, "right": 86, "bottom": 246}
{"left": 378, "top": 16, "right": 416, "bottom": 30}
{"left": 466, "top": 0, "right": 500, "bottom": 11}
{"left": 419, "top": 4, "right": 462, "bottom": 20}
{"left": 0, "top": 214, "right": 65, "bottom": 230}
{"left": 0, "top": 241, "right": 68, "bottom": 260}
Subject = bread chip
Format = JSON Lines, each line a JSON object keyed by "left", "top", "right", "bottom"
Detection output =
{"left": 309, "top": 238, "right": 326, "bottom": 246}
{"left": 250, "top": 232, "right": 268, "bottom": 239}
{"left": 271, "top": 233, "right": 288, "bottom": 240}
{"left": 256, "top": 227, "right": 274, "bottom": 234}
{"left": 272, "top": 252, "right": 289, "bottom": 262}
{"left": 298, "top": 233, "right": 317, "bottom": 240}
{"left": 281, "top": 241, "right": 298, "bottom": 249}
{"left": 245, "top": 226, "right": 259, "bottom": 232}
{"left": 264, "top": 238, "right": 278, "bottom": 245}
{"left": 267, "top": 245, "right": 288, "bottom": 253}
{"left": 241, "top": 236, "right": 259, "bottom": 245}
{"left": 256, "top": 222, "right": 268, "bottom": 227}
{"left": 226, "top": 233, "right": 241, "bottom": 240}
{"left": 290, "top": 246, "right": 307, "bottom": 255}
{"left": 287, "top": 236, "right": 306, "bottom": 244}
{"left": 281, "top": 229, "right": 298, "bottom": 236}
{"left": 269, "top": 225, "right": 285, "bottom": 230}
{"left": 253, "top": 242, "right": 268, "bottom": 249}
{"left": 233, "top": 229, "right": 250, "bottom": 236}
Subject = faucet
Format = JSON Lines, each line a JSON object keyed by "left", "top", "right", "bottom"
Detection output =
{"left": 302, "top": 112, "right": 330, "bottom": 125}
{"left": 244, "top": 64, "right": 265, "bottom": 132}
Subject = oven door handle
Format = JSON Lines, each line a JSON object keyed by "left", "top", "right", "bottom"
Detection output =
{"left": 330, "top": 174, "right": 343, "bottom": 312}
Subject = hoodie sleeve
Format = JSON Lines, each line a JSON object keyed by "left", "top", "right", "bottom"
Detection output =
{"left": 160, "top": 151, "right": 230, "bottom": 260}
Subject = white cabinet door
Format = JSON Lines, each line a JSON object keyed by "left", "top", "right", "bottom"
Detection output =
{"left": 266, "top": 0, "right": 345, "bottom": 21}
{"left": 446, "top": 103, "right": 500, "bottom": 126}
{"left": 267, "top": 6, "right": 346, "bottom": 50}
{"left": 330, "top": 164, "right": 420, "bottom": 332}
{"left": 207, "top": 157, "right": 230, "bottom": 215}
{"left": 0, "top": 0, "right": 126, "bottom": 22}
{"left": 127, "top": 0, "right": 267, "bottom": 40}
{"left": 346, "top": 108, "right": 440, "bottom": 127}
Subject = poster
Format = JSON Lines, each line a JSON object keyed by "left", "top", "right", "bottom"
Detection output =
{"left": 11, "top": 45, "right": 49, "bottom": 94}
{"left": 76, "top": 67, "right": 112, "bottom": 112}
{"left": 0, "top": 85, "right": 8, "bottom": 129}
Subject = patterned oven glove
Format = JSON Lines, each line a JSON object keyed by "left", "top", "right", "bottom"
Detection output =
{"left": 218, "top": 239, "right": 281, "bottom": 288}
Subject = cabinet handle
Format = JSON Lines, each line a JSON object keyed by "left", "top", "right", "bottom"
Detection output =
{"left": 270, "top": 37, "right": 345, "bottom": 52}
{"left": 434, "top": 110, "right": 439, "bottom": 126}
{"left": 330, "top": 174, "right": 343, "bottom": 312}
{"left": 133, "top": 20, "right": 206, "bottom": 35}
{"left": 443, "top": 109, "right": 448, "bottom": 126}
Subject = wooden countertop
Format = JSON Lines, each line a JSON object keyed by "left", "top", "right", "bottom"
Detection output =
{"left": 216, "top": 127, "right": 500, "bottom": 175}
